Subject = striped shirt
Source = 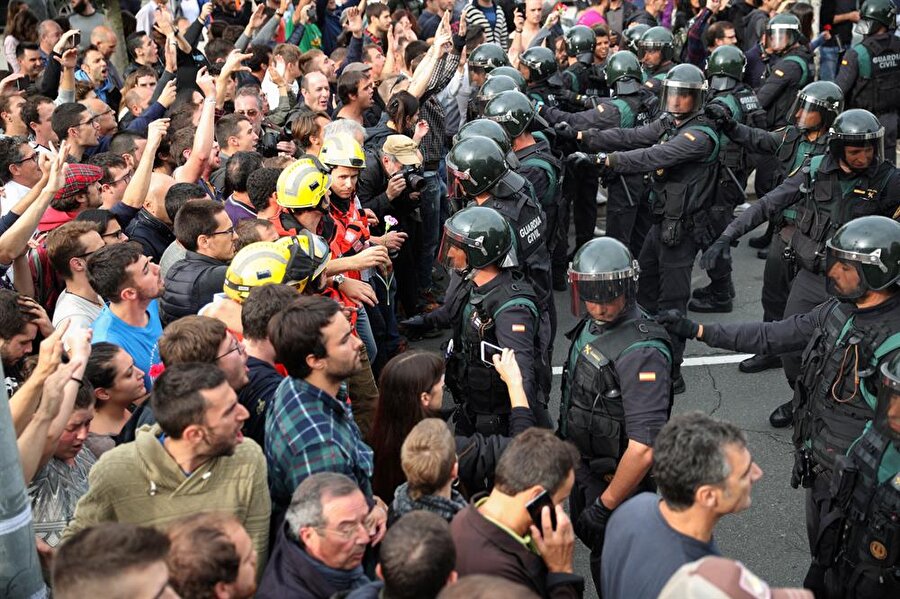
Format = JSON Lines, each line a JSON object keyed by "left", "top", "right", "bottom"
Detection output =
{"left": 463, "top": 0, "right": 509, "bottom": 51}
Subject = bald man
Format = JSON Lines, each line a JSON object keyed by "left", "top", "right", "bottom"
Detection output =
{"left": 91, "top": 26, "right": 124, "bottom": 88}
{"left": 38, "top": 20, "right": 62, "bottom": 67}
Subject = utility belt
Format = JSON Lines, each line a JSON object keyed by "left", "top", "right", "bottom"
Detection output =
{"left": 791, "top": 446, "right": 830, "bottom": 489}
{"left": 778, "top": 224, "right": 825, "bottom": 275}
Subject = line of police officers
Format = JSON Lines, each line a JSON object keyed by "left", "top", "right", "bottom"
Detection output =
{"left": 399, "top": 1, "right": 900, "bottom": 595}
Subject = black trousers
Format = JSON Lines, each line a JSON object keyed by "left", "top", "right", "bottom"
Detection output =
{"left": 762, "top": 235, "right": 794, "bottom": 323}
{"left": 572, "top": 167, "right": 601, "bottom": 251}
{"left": 637, "top": 224, "right": 700, "bottom": 368}
{"left": 605, "top": 176, "right": 652, "bottom": 259}
{"left": 782, "top": 268, "right": 829, "bottom": 384}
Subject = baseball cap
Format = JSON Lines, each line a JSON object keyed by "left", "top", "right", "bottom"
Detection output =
{"left": 382, "top": 135, "right": 422, "bottom": 166}
{"left": 54, "top": 163, "right": 103, "bottom": 201}
{"left": 343, "top": 62, "right": 372, "bottom": 74}
{"left": 659, "top": 558, "right": 814, "bottom": 599}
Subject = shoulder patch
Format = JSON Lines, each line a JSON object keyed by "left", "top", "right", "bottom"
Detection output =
{"left": 774, "top": 69, "right": 785, "bottom": 77}
{"left": 645, "top": 80, "right": 654, "bottom": 87}
{"left": 638, "top": 372, "right": 657, "bottom": 382}
{"left": 841, "top": 59, "right": 848, "bottom": 66}
{"left": 596, "top": 104, "right": 604, "bottom": 113}
{"left": 511, "top": 324, "right": 526, "bottom": 333}
{"left": 683, "top": 132, "right": 696, "bottom": 142}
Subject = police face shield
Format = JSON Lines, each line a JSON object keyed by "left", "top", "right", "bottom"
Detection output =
{"left": 824, "top": 245, "right": 883, "bottom": 300}
{"left": 660, "top": 83, "right": 703, "bottom": 119}
{"left": 874, "top": 364, "right": 900, "bottom": 443}
{"left": 437, "top": 231, "right": 472, "bottom": 274}
{"left": 567, "top": 264, "right": 639, "bottom": 319}
{"left": 832, "top": 137, "right": 885, "bottom": 173}
{"left": 854, "top": 18, "right": 881, "bottom": 36}
{"left": 637, "top": 44, "right": 663, "bottom": 68}
{"left": 787, "top": 96, "right": 830, "bottom": 132}
{"left": 766, "top": 28, "right": 795, "bottom": 53}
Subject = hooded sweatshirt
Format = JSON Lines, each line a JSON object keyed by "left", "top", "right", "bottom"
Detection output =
{"left": 62, "top": 424, "right": 271, "bottom": 577}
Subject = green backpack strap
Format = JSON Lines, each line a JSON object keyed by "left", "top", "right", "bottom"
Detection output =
{"left": 686, "top": 124, "right": 721, "bottom": 163}
{"left": 520, "top": 156, "right": 559, "bottom": 209}
{"left": 783, "top": 55, "right": 810, "bottom": 86}
{"left": 853, "top": 43, "right": 872, "bottom": 79}
{"left": 609, "top": 98, "right": 636, "bottom": 128}
{"left": 860, "top": 333, "right": 900, "bottom": 410}
{"left": 495, "top": 297, "right": 539, "bottom": 321}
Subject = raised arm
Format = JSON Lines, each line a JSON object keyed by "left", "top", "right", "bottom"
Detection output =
{"left": 175, "top": 68, "right": 218, "bottom": 184}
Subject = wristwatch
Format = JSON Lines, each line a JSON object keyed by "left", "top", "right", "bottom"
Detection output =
{"left": 332, "top": 274, "right": 346, "bottom": 289}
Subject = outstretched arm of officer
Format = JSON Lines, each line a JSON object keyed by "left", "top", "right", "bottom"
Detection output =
{"left": 657, "top": 310, "right": 702, "bottom": 339}
{"left": 542, "top": 102, "right": 621, "bottom": 131}
{"left": 703, "top": 102, "right": 736, "bottom": 133}
{"left": 698, "top": 234, "right": 733, "bottom": 270}
{"left": 605, "top": 126, "right": 716, "bottom": 174}
{"left": 718, "top": 166, "right": 806, "bottom": 241}
{"left": 718, "top": 118, "right": 782, "bottom": 154}
{"left": 578, "top": 118, "right": 667, "bottom": 153}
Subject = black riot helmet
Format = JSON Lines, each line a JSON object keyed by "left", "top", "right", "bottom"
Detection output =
{"left": 637, "top": 26, "right": 675, "bottom": 65}
{"left": 828, "top": 108, "right": 885, "bottom": 171}
{"left": 706, "top": 45, "right": 746, "bottom": 91}
{"left": 483, "top": 90, "right": 544, "bottom": 139}
{"left": 446, "top": 136, "right": 509, "bottom": 198}
{"left": 765, "top": 13, "right": 801, "bottom": 54}
{"left": 519, "top": 46, "right": 559, "bottom": 84}
{"left": 453, "top": 118, "right": 519, "bottom": 169}
{"left": 438, "top": 205, "right": 516, "bottom": 277}
{"left": 568, "top": 237, "right": 640, "bottom": 320}
{"left": 605, "top": 50, "right": 644, "bottom": 96}
{"left": 875, "top": 352, "right": 900, "bottom": 444}
{"left": 660, "top": 63, "right": 708, "bottom": 119}
{"left": 825, "top": 215, "right": 900, "bottom": 301}
{"left": 787, "top": 81, "right": 844, "bottom": 133}
{"left": 622, "top": 24, "right": 650, "bottom": 54}
{"left": 469, "top": 43, "right": 510, "bottom": 73}
{"left": 474, "top": 75, "right": 520, "bottom": 116}
{"left": 855, "top": 0, "right": 897, "bottom": 35}
{"left": 489, "top": 66, "right": 528, "bottom": 92}
{"left": 565, "top": 25, "right": 597, "bottom": 61}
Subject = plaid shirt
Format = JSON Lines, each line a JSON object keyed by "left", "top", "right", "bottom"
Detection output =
{"left": 419, "top": 49, "right": 463, "bottom": 168}
{"left": 265, "top": 377, "right": 374, "bottom": 507}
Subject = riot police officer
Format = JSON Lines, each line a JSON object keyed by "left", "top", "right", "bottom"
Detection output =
{"left": 622, "top": 23, "right": 650, "bottom": 56}
{"left": 560, "top": 25, "right": 598, "bottom": 98}
{"left": 704, "top": 80, "right": 843, "bottom": 379}
{"left": 466, "top": 42, "right": 512, "bottom": 121}
{"left": 471, "top": 74, "right": 520, "bottom": 120}
{"left": 569, "top": 64, "right": 728, "bottom": 393}
{"left": 701, "top": 109, "right": 900, "bottom": 427}
{"left": 544, "top": 50, "right": 659, "bottom": 260}
{"left": 823, "top": 351, "right": 900, "bottom": 599}
{"left": 453, "top": 117, "right": 520, "bottom": 171}
{"left": 758, "top": 13, "right": 814, "bottom": 131}
{"left": 835, "top": 0, "right": 900, "bottom": 165}
{"left": 438, "top": 205, "right": 550, "bottom": 436}
{"left": 637, "top": 26, "right": 676, "bottom": 94}
{"left": 489, "top": 65, "right": 528, "bottom": 92}
{"left": 689, "top": 44, "right": 767, "bottom": 314}
{"left": 519, "top": 46, "right": 561, "bottom": 107}
{"left": 658, "top": 215, "right": 900, "bottom": 597}
{"left": 562, "top": 237, "right": 673, "bottom": 591}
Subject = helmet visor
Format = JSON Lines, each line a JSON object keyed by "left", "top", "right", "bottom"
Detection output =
{"left": 437, "top": 229, "right": 475, "bottom": 273}
{"left": 787, "top": 95, "right": 832, "bottom": 132}
{"left": 854, "top": 18, "right": 880, "bottom": 36}
{"left": 875, "top": 362, "right": 900, "bottom": 442}
{"left": 829, "top": 134, "right": 885, "bottom": 172}
{"left": 567, "top": 266, "right": 638, "bottom": 317}
{"left": 824, "top": 247, "right": 871, "bottom": 300}
{"left": 660, "top": 84, "right": 703, "bottom": 118}
{"left": 766, "top": 28, "right": 795, "bottom": 52}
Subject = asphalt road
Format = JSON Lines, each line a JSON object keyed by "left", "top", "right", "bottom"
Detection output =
{"left": 410, "top": 217, "right": 809, "bottom": 596}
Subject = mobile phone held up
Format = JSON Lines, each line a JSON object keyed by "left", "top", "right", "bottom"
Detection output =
{"left": 526, "top": 490, "right": 557, "bottom": 531}
{"left": 480, "top": 341, "right": 503, "bottom": 367}
{"left": 68, "top": 31, "right": 81, "bottom": 50}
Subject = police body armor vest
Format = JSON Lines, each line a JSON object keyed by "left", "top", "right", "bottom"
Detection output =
{"left": 608, "top": 87, "right": 659, "bottom": 129}
{"left": 585, "top": 62, "right": 609, "bottom": 98}
{"left": 562, "top": 60, "right": 591, "bottom": 95}
{"left": 517, "top": 142, "right": 564, "bottom": 212}
{"left": 650, "top": 113, "right": 723, "bottom": 248}
{"left": 527, "top": 83, "right": 559, "bottom": 108}
{"left": 713, "top": 85, "right": 766, "bottom": 178}
{"left": 794, "top": 299, "right": 900, "bottom": 474}
{"left": 562, "top": 316, "right": 671, "bottom": 460}
{"left": 849, "top": 34, "right": 900, "bottom": 114}
{"left": 782, "top": 155, "right": 895, "bottom": 274}
{"left": 834, "top": 426, "right": 900, "bottom": 597}
{"left": 765, "top": 49, "right": 812, "bottom": 128}
{"left": 446, "top": 277, "right": 540, "bottom": 435}
{"left": 773, "top": 127, "right": 827, "bottom": 189}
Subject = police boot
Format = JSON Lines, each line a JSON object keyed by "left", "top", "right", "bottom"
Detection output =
{"left": 768, "top": 400, "right": 793, "bottom": 428}
{"left": 673, "top": 373, "right": 686, "bottom": 395}
{"left": 691, "top": 280, "right": 736, "bottom": 300}
{"left": 688, "top": 291, "right": 733, "bottom": 313}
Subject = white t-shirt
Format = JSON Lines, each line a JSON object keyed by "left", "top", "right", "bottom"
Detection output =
{"left": 261, "top": 71, "right": 299, "bottom": 116}
{"left": 1, "top": 180, "right": 31, "bottom": 216}
{"left": 52, "top": 289, "right": 104, "bottom": 331}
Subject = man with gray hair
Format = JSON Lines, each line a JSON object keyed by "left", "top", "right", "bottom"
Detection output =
{"left": 257, "top": 472, "right": 372, "bottom": 598}
{"left": 600, "top": 412, "right": 763, "bottom": 599}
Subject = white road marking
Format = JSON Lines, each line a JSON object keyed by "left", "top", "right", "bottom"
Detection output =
{"left": 550, "top": 353, "right": 755, "bottom": 375}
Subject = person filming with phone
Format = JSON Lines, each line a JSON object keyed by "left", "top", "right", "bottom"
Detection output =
{"left": 450, "top": 427, "right": 584, "bottom": 598}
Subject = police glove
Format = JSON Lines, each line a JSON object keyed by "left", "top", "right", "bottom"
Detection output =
{"left": 575, "top": 498, "right": 614, "bottom": 550}
{"left": 569, "top": 152, "right": 608, "bottom": 167}
{"left": 554, "top": 122, "right": 578, "bottom": 143}
{"left": 699, "top": 234, "right": 733, "bottom": 270}
{"left": 399, "top": 314, "right": 434, "bottom": 334}
{"left": 704, "top": 103, "right": 736, "bottom": 133}
{"left": 556, "top": 88, "right": 588, "bottom": 108}
{"left": 656, "top": 310, "right": 700, "bottom": 339}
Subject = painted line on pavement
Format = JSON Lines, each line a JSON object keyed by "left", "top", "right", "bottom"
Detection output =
{"left": 550, "top": 353, "right": 754, "bottom": 376}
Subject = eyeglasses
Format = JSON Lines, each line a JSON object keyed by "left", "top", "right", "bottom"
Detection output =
{"left": 75, "top": 249, "right": 98, "bottom": 259}
{"left": 215, "top": 336, "right": 246, "bottom": 361}
{"left": 75, "top": 117, "right": 99, "bottom": 128}
{"left": 314, "top": 520, "right": 370, "bottom": 540}
{"left": 107, "top": 173, "right": 132, "bottom": 186}
{"left": 101, "top": 228, "right": 126, "bottom": 239}
{"left": 13, "top": 152, "right": 38, "bottom": 165}
{"left": 207, "top": 227, "right": 235, "bottom": 237}
{"left": 236, "top": 109, "right": 260, "bottom": 118}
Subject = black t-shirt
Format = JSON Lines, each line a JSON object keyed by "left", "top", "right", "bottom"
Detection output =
{"left": 601, "top": 493, "right": 720, "bottom": 599}
{"left": 239, "top": 357, "right": 284, "bottom": 447}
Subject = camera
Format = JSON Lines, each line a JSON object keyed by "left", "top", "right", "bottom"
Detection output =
{"left": 400, "top": 165, "right": 427, "bottom": 192}
{"left": 258, "top": 126, "right": 291, "bottom": 158}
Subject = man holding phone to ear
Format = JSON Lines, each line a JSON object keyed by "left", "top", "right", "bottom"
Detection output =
{"left": 451, "top": 428, "right": 584, "bottom": 598}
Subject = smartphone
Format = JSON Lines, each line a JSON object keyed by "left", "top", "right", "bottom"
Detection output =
{"left": 480, "top": 341, "right": 503, "bottom": 367}
{"left": 526, "top": 490, "right": 558, "bottom": 531}
{"left": 68, "top": 32, "right": 81, "bottom": 49}
{"left": 15, "top": 77, "right": 27, "bottom": 92}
